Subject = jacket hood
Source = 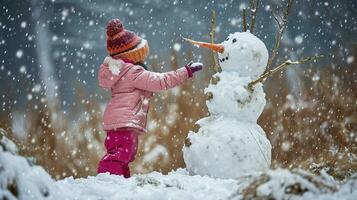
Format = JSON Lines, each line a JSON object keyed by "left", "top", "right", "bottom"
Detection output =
{"left": 102, "top": 56, "right": 135, "bottom": 89}
{"left": 103, "top": 56, "right": 125, "bottom": 76}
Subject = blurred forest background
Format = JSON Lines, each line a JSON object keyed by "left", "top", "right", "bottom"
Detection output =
{"left": 0, "top": 0, "right": 356, "bottom": 180}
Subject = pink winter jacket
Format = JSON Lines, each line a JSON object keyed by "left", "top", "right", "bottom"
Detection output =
{"left": 98, "top": 57, "right": 191, "bottom": 133}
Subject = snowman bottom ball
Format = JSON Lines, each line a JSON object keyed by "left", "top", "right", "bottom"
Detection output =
{"left": 183, "top": 116, "right": 271, "bottom": 179}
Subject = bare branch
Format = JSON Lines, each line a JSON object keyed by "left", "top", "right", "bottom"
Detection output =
{"left": 249, "top": 0, "right": 260, "bottom": 33}
{"left": 249, "top": 0, "right": 254, "bottom": 9}
{"left": 266, "top": 0, "right": 295, "bottom": 71}
{"left": 242, "top": 8, "right": 248, "bottom": 32}
{"left": 248, "top": 55, "right": 324, "bottom": 90}
{"left": 210, "top": 10, "right": 221, "bottom": 73}
{"left": 272, "top": 11, "right": 282, "bottom": 29}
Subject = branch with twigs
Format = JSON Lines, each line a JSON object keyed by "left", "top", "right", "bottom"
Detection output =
{"left": 209, "top": 10, "right": 221, "bottom": 73}
{"left": 266, "top": 0, "right": 294, "bottom": 71}
{"left": 249, "top": 0, "right": 260, "bottom": 33}
{"left": 247, "top": 55, "right": 324, "bottom": 91}
{"left": 242, "top": 8, "right": 248, "bottom": 32}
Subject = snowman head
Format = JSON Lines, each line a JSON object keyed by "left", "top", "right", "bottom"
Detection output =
{"left": 184, "top": 32, "right": 268, "bottom": 78}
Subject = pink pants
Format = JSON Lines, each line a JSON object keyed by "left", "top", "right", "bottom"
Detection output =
{"left": 97, "top": 129, "right": 138, "bottom": 178}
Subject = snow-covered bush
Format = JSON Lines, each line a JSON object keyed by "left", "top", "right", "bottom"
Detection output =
{"left": 239, "top": 168, "right": 353, "bottom": 200}
{"left": 0, "top": 129, "right": 60, "bottom": 200}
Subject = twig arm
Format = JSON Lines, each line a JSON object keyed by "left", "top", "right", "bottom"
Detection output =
{"left": 248, "top": 55, "right": 324, "bottom": 90}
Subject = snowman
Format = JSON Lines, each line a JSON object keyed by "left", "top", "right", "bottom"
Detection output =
{"left": 182, "top": 32, "right": 272, "bottom": 179}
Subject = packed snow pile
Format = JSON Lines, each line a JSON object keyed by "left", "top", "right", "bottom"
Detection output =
{"left": 0, "top": 129, "right": 61, "bottom": 200}
{"left": 183, "top": 32, "right": 271, "bottom": 178}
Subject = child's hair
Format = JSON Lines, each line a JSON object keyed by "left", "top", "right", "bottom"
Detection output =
{"left": 136, "top": 62, "right": 149, "bottom": 71}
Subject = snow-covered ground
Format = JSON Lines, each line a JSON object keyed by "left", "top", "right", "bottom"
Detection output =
{"left": 56, "top": 169, "right": 357, "bottom": 200}
{"left": 1, "top": 130, "right": 356, "bottom": 200}
{"left": 57, "top": 170, "right": 239, "bottom": 200}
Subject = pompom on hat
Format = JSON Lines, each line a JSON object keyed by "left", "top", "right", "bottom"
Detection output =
{"left": 106, "top": 19, "right": 149, "bottom": 63}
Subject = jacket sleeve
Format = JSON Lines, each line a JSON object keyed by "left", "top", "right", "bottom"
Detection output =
{"left": 98, "top": 64, "right": 121, "bottom": 89}
{"left": 129, "top": 65, "right": 191, "bottom": 92}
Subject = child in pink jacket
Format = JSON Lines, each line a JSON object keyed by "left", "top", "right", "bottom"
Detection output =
{"left": 97, "top": 19, "right": 203, "bottom": 178}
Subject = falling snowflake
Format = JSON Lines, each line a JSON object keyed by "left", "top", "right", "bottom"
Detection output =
{"left": 173, "top": 43, "right": 181, "bottom": 51}
{"left": 20, "top": 21, "right": 27, "bottom": 28}
{"left": 16, "top": 50, "right": 23, "bottom": 58}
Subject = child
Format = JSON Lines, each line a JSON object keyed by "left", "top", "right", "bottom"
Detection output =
{"left": 97, "top": 19, "right": 203, "bottom": 178}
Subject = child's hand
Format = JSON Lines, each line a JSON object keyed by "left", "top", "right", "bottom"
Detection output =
{"left": 186, "top": 62, "right": 204, "bottom": 74}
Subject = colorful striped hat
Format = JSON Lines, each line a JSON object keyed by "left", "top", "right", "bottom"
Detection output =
{"left": 106, "top": 19, "right": 149, "bottom": 63}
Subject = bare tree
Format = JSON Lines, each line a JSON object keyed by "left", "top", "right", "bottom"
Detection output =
{"left": 266, "top": 0, "right": 294, "bottom": 70}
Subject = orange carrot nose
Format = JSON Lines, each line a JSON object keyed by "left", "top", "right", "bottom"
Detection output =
{"left": 183, "top": 37, "right": 224, "bottom": 53}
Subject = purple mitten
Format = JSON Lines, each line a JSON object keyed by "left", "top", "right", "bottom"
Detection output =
{"left": 185, "top": 62, "right": 204, "bottom": 77}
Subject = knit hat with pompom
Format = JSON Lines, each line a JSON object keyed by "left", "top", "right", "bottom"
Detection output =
{"left": 106, "top": 19, "right": 149, "bottom": 63}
